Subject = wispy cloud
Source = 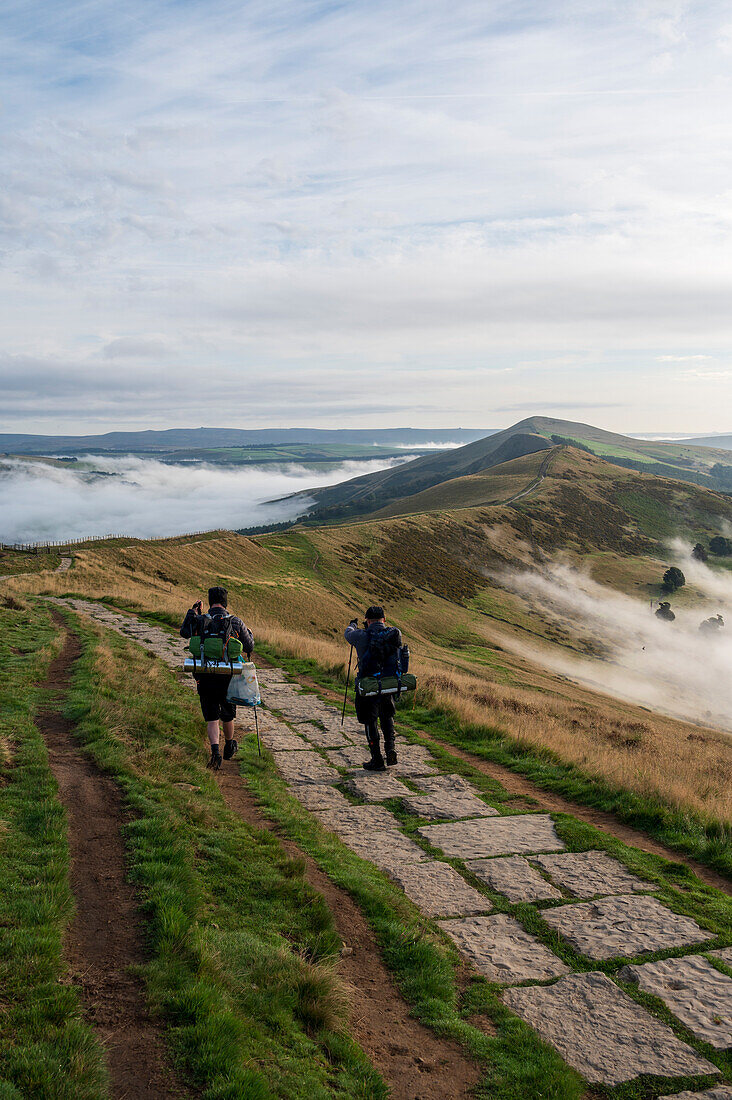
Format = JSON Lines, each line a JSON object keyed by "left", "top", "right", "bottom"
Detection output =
{"left": 2, "top": 1, "right": 732, "bottom": 431}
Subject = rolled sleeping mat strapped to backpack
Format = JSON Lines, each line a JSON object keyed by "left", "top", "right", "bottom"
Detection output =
{"left": 186, "top": 635, "right": 246, "bottom": 675}
{"left": 356, "top": 673, "right": 417, "bottom": 697}
{"left": 226, "top": 662, "right": 261, "bottom": 706}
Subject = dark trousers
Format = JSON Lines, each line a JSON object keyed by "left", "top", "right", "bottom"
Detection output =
{"left": 355, "top": 693, "right": 396, "bottom": 756}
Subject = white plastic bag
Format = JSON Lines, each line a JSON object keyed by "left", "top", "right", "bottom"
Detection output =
{"left": 226, "top": 661, "right": 261, "bottom": 706}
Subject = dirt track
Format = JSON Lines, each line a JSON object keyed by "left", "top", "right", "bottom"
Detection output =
{"left": 41, "top": 614, "right": 185, "bottom": 1099}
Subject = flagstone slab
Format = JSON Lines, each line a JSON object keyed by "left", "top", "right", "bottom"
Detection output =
{"left": 387, "top": 862, "right": 492, "bottom": 918}
{"left": 271, "top": 751, "right": 338, "bottom": 786}
{"left": 542, "top": 895, "right": 714, "bottom": 960}
{"left": 401, "top": 789, "right": 499, "bottom": 821}
{"left": 710, "top": 947, "right": 732, "bottom": 966}
{"left": 620, "top": 956, "right": 732, "bottom": 1049}
{"left": 440, "top": 914, "right": 570, "bottom": 983}
{"left": 345, "top": 773, "right": 414, "bottom": 801}
{"left": 290, "top": 784, "right": 351, "bottom": 812}
{"left": 327, "top": 744, "right": 439, "bottom": 777}
{"left": 466, "top": 856, "right": 562, "bottom": 902}
{"left": 415, "top": 773, "right": 477, "bottom": 794}
{"left": 531, "top": 851, "right": 653, "bottom": 898}
{"left": 503, "top": 971, "right": 717, "bottom": 1085}
{"left": 261, "top": 729, "right": 311, "bottom": 752}
{"left": 659, "top": 1088, "right": 732, "bottom": 1100}
{"left": 338, "top": 829, "right": 432, "bottom": 872}
{"left": 419, "top": 815, "right": 565, "bottom": 859}
{"left": 299, "top": 723, "right": 353, "bottom": 749}
{"left": 314, "top": 805, "right": 401, "bottom": 833}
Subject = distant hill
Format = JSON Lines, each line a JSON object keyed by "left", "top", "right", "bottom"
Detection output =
{"left": 302, "top": 415, "right": 732, "bottom": 521}
{"left": 0, "top": 426, "right": 492, "bottom": 455}
{"left": 680, "top": 433, "right": 732, "bottom": 450}
{"left": 302, "top": 427, "right": 553, "bottom": 520}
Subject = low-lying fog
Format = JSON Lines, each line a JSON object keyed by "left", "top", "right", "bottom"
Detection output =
{"left": 500, "top": 545, "right": 732, "bottom": 732}
{"left": 0, "top": 454, "right": 407, "bottom": 543}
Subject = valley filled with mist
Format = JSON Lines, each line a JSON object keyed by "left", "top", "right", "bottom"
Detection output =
{"left": 0, "top": 452, "right": 411, "bottom": 543}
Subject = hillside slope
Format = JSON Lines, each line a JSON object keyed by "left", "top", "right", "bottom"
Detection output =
{"left": 303, "top": 429, "right": 553, "bottom": 519}
{"left": 371, "top": 449, "right": 550, "bottom": 519}
{"left": 302, "top": 416, "right": 732, "bottom": 522}
{"left": 8, "top": 459, "right": 732, "bottom": 834}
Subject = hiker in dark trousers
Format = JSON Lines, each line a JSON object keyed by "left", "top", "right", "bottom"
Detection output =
{"left": 180, "top": 586, "right": 254, "bottom": 770}
{"left": 345, "top": 605, "right": 402, "bottom": 771}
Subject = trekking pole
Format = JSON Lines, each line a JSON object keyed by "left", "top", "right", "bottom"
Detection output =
{"left": 341, "top": 646, "right": 354, "bottom": 726}
{"left": 253, "top": 704, "right": 261, "bottom": 757}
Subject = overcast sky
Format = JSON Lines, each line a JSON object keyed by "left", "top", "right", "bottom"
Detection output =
{"left": 2, "top": 0, "right": 732, "bottom": 434}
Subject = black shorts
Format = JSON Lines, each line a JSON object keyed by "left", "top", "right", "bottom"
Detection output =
{"left": 196, "top": 674, "right": 236, "bottom": 723}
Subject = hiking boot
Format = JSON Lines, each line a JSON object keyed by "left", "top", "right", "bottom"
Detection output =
{"left": 223, "top": 739, "right": 238, "bottom": 760}
{"left": 362, "top": 755, "right": 386, "bottom": 771}
{"left": 385, "top": 750, "right": 398, "bottom": 766}
{"left": 207, "top": 748, "right": 222, "bottom": 771}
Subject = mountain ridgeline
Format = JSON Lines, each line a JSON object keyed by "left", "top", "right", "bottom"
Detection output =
{"left": 300, "top": 416, "right": 732, "bottom": 522}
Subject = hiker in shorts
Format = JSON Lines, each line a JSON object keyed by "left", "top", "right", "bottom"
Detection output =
{"left": 180, "top": 586, "right": 254, "bottom": 770}
{"left": 345, "top": 606, "right": 402, "bottom": 772}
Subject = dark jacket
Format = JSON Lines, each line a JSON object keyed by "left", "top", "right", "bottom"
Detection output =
{"left": 344, "top": 621, "right": 402, "bottom": 677}
{"left": 180, "top": 605, "right": 254, "bottom": 656}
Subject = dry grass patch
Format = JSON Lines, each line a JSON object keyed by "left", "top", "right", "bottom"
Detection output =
{"left": 418, "top": 665, "right": 732, "bottom": 824}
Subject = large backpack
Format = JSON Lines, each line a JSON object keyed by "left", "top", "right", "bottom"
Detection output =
{"left": 188, "top": 613, "right": 243, "bottom": 664}
{"left": 357, "top": 626, "right": 416, "bottom": 698}
{"left": 361, "top": 627, "right": 401, "bottom": 677}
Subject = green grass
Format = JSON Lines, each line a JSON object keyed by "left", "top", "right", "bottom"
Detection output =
{"left": 0, "top": 603, "right": 108, "bottom": 1100}
{"left": 58, "top": 610, "right": 388, "bottom": 1100}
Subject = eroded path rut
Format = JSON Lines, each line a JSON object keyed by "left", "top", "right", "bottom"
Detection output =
{"left": 50, "top": 598, "right": 732, "bottom": 1098}
{"left": 42, "top": 613, "right": 185, "bottom": 1100}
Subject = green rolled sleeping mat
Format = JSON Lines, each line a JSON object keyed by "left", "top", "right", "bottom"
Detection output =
{"left": 356, "top": 673, "right": 417, "bottom": 697}
{"left": 188, "top": 636, "right": 243, "bottom": 662}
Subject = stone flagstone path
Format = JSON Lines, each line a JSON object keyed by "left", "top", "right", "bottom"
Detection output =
{"left": 50, "top": 598, "right": 730, "bottom": 1094}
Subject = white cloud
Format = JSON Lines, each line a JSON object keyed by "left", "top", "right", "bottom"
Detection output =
{"left": 2, "top": 0, "right": 732, "bottom": 432}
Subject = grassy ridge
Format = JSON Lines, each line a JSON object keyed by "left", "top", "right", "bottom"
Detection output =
{"left": 0, "top": 601, "right": 108, "bottom": 1100}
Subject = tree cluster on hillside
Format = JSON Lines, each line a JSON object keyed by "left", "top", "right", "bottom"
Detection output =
{"left": 662, "top": 566, "right": 685, "bottom": 592}
{"left": 710, "top": 535, "right": 732, "bottom": 556}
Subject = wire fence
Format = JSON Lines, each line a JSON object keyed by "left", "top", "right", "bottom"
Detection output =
{"left": 0, "top": 530, "right": 215, "bottom": 554}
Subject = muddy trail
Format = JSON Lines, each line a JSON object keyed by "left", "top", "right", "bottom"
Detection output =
{"left": 41, "top": 613, "right": 186, "bottom": 1100}
{"left": 216, "top": 765, "right": 483, "bottom": 1100}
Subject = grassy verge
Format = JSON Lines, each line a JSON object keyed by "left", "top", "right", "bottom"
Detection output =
{"left": 61, "top": 609, "right": 388, "bottom": 1100}
{"left": 0, "top": 601, "right": 108, "bottom": 1099}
